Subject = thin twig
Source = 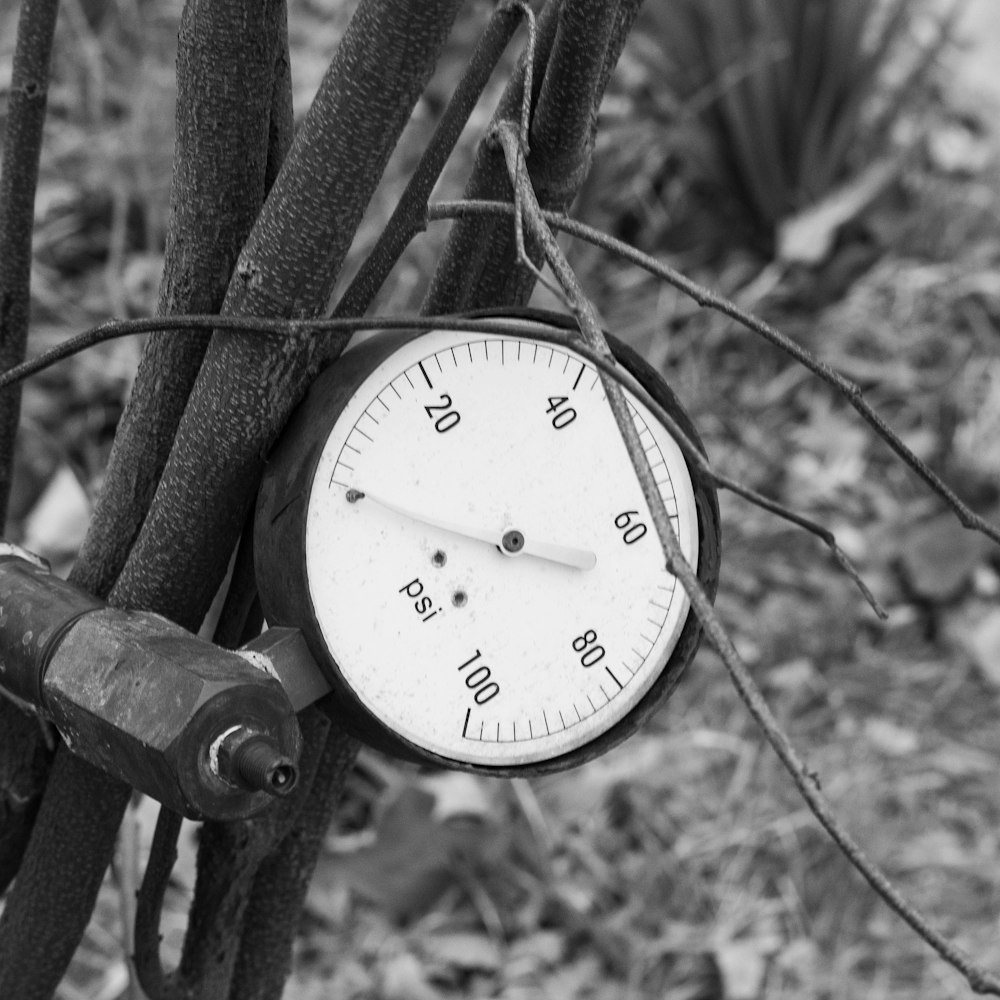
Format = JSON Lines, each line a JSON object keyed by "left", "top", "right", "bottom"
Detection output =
{"left": 491, "top": 118, "right": 1000, "bottom": 996}
{"left": 494, "top": 115, "right": 682, "bottom": 569}
{"left": 0, "top": 308, "right": 887, "bottom": 616}
{"left": 428, "top": 198, "right": 1000, "bottom": 550}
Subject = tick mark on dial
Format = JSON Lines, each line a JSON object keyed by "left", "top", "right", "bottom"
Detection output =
{"left": 452, "top": 590, "right": 468, "bottom": 608}
{"left": 418, "top": 361, "right": 433, "bottom": 389}
{"left": 431, "top": 550, "right": 447, "bottom": 567}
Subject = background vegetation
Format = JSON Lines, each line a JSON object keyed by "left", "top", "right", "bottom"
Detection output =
{"left": 2, "top": 0, "right": 1000, "bottom": 997}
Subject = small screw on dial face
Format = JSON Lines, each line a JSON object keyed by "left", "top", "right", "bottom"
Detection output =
{"left": 303, "top": 330, "right": 701, "bottom": 769}
{"left": 501, "top": 530, "right": 525, "bottom": 554}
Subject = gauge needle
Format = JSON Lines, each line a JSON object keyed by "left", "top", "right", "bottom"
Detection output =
{"left": 348, "top": 489, "right": 597, "bottom": 571}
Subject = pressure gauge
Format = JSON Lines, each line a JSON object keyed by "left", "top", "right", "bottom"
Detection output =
{"left": 255, "top": 309, "right": 720, "bottom": 774}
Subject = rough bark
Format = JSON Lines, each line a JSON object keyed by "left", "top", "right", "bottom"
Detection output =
{"left": 0, "top": 3, "right": 291, "bottom": 993}
{"left": 333, "top": 1, "right": 524, "bottom": 317}
{"left": 0, "top": 0, "right": 60, "bottom": 895}
{"left": 0, "top": 714, "right": 51, "bottom": 894}
{"left": 71, "top": 0, "right": 291, "bottom": 600}
{"left": 422, "top": 0, "right": 560, "bottom": 312}
{"left": 172, "top": 712, "right": 337, "bottom": 999}
{"left": 136, "top": 7, "right": 460, "bottom": 994}
{"left": 227, "top": 730, "right": 358, "bottom": 1000}
{"left": 423, "top": 0, "right": 645, "bottom": 311}
{"left": 124, "top": 8, "right": 462, "bottom": 994}
{"left": 0, "top": 749, "right": 128, "bottom": 1000}
{"left": 0, "top": 3, "right": 651, "bottom": 996}
{"left": 112, "top": 0, "right": 465, "bottom": 632}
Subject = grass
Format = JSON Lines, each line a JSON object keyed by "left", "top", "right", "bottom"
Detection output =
{"left": 2, "top": 1, "right": 1000, "bottom": 997}
{"left": 589, "top": 0, "right": 962, "bottom": 255}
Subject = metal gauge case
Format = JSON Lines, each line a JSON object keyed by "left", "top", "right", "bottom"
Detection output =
{"left": 255, "top": 308, "right": 721, "bottom": 774}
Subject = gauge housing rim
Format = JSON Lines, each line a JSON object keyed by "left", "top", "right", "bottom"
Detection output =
{"left": 254, "top": 307, "right": 721, "bottom": 775}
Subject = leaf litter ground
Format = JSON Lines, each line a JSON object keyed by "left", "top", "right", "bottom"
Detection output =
{"left": 2, "top": 2, "right": 1000, "bottom": 998}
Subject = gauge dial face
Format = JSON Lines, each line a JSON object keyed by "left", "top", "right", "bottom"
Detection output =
{"left": 305, "top": 331, "right": 699, "bottom": 767}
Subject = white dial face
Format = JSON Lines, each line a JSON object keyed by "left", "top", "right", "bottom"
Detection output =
{"left": 306, "top": 330, "right": 699, "bottom": 766}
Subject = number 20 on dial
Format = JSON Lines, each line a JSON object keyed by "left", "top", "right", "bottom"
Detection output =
{"left": 255, "top": 311, "right": 721, "bottom": 774}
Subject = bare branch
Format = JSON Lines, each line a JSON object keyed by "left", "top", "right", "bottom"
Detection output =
{"left": 493, "top": 120, "right": 1000, "bottom": 997}
{"left": 0, "top": 1, "right": 294, "bottom": 991}
{"left": 109, "top": 0, "right": 464, "bottom": 636}
{"left": 133, "top": 808, "right": 184, "bottom": 1000}
{"left": 0, "top": 297, "right": 886, "bottom": 617}
{"left": 421, "top": 0, "right": 561, "bottom": 311}
{"left": 333, "top": 2, "right": 526, "bottom": 317}
{"left": 0, "top": 711, "right": 53, "bottom": 895}
{"left": 0, "top": 752, "right": 131, "bottom": 1000}
{"left": 424, "top": 0, "right": 644, "bottom": 312}
{"left": 0, "top": 0, "right": 61, "bottom": 919}
{"left": 0, "top": 0, "right": 59, "bottom": 525}
{"left": 173, "top": 710, "right": 341, "bottom": 1000}
{"left": 428, "top": 198, "right": 1000, "bottom": 550}
{"left": 72, "top": 0, "right": 293, "bottom": 601}
{"left": 226, "top": 727, "right": 359, "bottom": 1000}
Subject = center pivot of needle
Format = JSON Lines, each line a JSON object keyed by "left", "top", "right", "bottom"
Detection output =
{"left": 500, "top": 529, "right": 525, "bottom": 555}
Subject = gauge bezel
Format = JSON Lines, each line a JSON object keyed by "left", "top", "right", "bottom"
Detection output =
{"left": 254, "top": 307, "right": 721, "bottom": 775}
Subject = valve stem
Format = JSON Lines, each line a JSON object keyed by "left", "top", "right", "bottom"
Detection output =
{"left": 217, "top": 729, "right": 298, "bottom": 797}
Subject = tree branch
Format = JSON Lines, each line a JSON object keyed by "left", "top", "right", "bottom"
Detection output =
{"left": 332, "top": 1, "right": 526, "bottom": 318}
{"left": 72, "top": 0, "right": 292, "bottom": 600}
{"left": 423, "top": 0, "right": 642, "bottom": 312}
{"left": 422, "top": 0, "right": 559, "bottom": 312}
{"left": 0, "top": 0, "right": 58, "bottom": 524}
{"left": 0, "top": 750, "right": 130, "bottom": 1000}
{"left": 110, "top": 0, "right": 463, "bottom": 634}
{"left": 226, "top": 727, "right": 358, "bottom": 1000}
{"left": 0, "top": 1, "right": 293, "bottom": 991}
{"left": 120, "top": 4, "right": 461, "bottom": 996}
{"left": 172, "top": 710, "right": 342, "bottom": 1000}
{"left": 495, "top": 119, "right": 1000, "bottom": 997}
{"left": 133, "top": 807, "right": 183, "bottom": 1000}
{"left": 428, "top": 198, "right": 1000, "bottom": 549}
{"left": 0, "top": 0, "right": 60, "bottom": 902}
{"left": 0, "top": 712, "right": 52, "bottom": 896}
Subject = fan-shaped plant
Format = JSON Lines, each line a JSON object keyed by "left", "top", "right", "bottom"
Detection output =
{"left": 633, "top": 0, "right": 961, "bottom": 247}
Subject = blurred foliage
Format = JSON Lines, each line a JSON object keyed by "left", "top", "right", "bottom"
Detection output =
{"left": 600, "top": 0, "right": 960, "bottom": 254}
{"left": 3, "top": 1, "right": 1000, "bottom": 998}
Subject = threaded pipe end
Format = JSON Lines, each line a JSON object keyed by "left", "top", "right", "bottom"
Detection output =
{"left": 218, "top": 731, "right": 298, "bottom": 797}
